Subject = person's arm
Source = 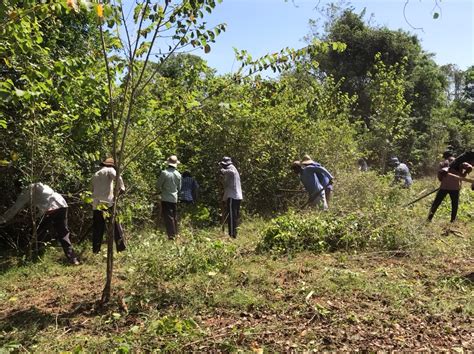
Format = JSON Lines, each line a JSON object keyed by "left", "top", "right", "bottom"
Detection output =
{"left": 118, "top": 175, "right": 125, "bottom": 193}
{"left": 109, "top": 168, "right": 125, "bottom": 193}
{"left": 1, "top": 186, "right": 31, "bottom": 223}
{"left": 460, "top": 162, "right": 473, "bottom": 177}
{"left": 447, "top": 173, "right": 474, "bottom": 184}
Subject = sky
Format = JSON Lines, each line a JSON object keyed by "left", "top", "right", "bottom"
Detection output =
{"left": 194, "top": 0, "right": 474, "bottom": 75}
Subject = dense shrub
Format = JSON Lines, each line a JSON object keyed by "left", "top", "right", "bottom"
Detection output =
{"left": 257, "top": 172, "right": 425, "bottom": 255}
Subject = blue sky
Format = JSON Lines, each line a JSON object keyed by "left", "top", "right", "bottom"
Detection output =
{"left": 196, "top": 0, "right": 474, "bottom": 75}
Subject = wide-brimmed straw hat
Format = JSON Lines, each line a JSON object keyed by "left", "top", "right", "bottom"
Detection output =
{"left": 219, "top": 156, "right": 233, "bottom": 167}
{"left": 300, "top": 154, "right": 315, "bottom": 165}
{"left": 101, "top": 157, "right": 115, "bottom": 167}
{"left": 167, "top": 155, "right": 180, "bottom": 168}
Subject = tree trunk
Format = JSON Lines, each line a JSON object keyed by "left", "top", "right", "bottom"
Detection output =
{"left": 100, "top": 206, "right": 115, "bottom": 303}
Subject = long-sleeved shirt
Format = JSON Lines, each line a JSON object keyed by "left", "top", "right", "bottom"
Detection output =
{"left": 300, "top": 165, "right": 326, "bottom": 197}
{"left": 2, "top": 183, "right": 67, "bottom": 222}
{"left": 179, "top": 176, "right": 199, "bottom": 202}
{"left": 157, "top": 167, "right": 182, "bottom": 203}
{"left": 221, "top": 164, "right": 242, "bottom": 201}
{"left": 304, "top": 163, "right": 334, "bottom": 191}
{"left": 92, "top": 166, "right": 125, "bottom": 210}
{"left": 394, "top": 163, "right": 412, "bottom": 187}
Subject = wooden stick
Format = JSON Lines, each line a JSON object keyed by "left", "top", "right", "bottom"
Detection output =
{"left": 447, "top": 173, "right": 474, "bottom": 184}
{"left": 277, "top": 188, "right": 306, "bottom": 193}
{"left": 403, "top": 187, "right": 439, "bottom": 207}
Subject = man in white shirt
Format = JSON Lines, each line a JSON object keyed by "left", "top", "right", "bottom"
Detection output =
{"left": 91, "top": 158, "right": 126, "bottom": 253}
{"left": 0, "top": 182, "right": 79, "bottom": 265}
{"left": 220, "top": 156, "right": 243, "bottom": 238}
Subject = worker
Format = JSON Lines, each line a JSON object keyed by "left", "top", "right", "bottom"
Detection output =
{"left": 91, "top": 158, "right": 126, "bottom": 253}
{"left": 389, "top": 157, "right": 412, "bottom": 188}
{"left": 0, "top": 182, "right": 79, "bottom": 265}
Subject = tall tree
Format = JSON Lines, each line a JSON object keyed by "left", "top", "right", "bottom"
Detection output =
{"left": 91, "top": 0, "right": 226, "bottom": 303}
{"left": 306, "top": 7, "right": 447, "bottom": 169}
{"left": 0, "top": 0, "right": 106, "bottom": 253}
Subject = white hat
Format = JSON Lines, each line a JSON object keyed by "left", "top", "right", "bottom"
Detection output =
{"left": 166, "top": 155, "right": 180, "bottom": 168}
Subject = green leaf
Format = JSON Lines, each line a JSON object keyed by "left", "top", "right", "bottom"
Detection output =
{"left": 136, "top": 42, "right": 151, "bottom": 57}
{"left": 433, "top": 12, "right": 439, "bottom": 19}
{"left": 0, "top": 119, "right": 6, "bottom": 129}
{"left": 133, "top": 4, "right": 143, "bottom": 22}
{"left": 204, "top": 44, "right": 211, "bottom": 53}
{"left": 15, "top": 88, "right": 26, "bottom": 97}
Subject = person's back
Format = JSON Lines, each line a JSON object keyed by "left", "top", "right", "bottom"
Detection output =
{"left": 180, "top": 172, "right": 198, "bottom": 203}
{"left": 158, "top": 167, "right": 182, "bottom": 203}
{"left": 358, "top": 158, "right": 368, "bottom": 172}
{"left": 438, "top": 157, "right": 460, "bottom": 191}
{"left": 2, "top": 183, "right": 67, "bottom": 221}
{"left": 392, "top": 159, "right": 412, "bottom": 187}
{"left": 92, "top": 166, "right": 119, "bottom": 207}
{"left": 398, "top": 164, "right": 412, "bottom": 187}
{"left": 221, "top": 164, "right": 242, "bottom": 201}
{"left": 300, "top": 165, "right": 324, "bottom": 196}
{"left": 30, "top": 183, "right": 67, "bottom": 213}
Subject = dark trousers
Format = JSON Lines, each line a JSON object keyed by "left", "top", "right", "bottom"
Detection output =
{"left": 226, "top": 198, "right": 241, "bottom": 238}
{"left": 92, "top": 209, "right": 126, "bottom": 253}
{"left": 428, "top": 189, "right": 460, "bottom": 222}
{"left": 162, "top": 201, "right": 178, "bottom": 239}
{"left": 37, "top": 207, "right": 76, "bottom": 261}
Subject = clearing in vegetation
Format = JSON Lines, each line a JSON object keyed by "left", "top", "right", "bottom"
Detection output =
{"left": 1, "top": 176, "right": 472, "bottom": 352}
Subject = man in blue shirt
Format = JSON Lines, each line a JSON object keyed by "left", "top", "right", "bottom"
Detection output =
{"left": 292, "top": 155, "right": 333, "bottom": 210}
{"left": 179, "top": 171, "right": 199, "bottom": 204}
{"left": 301, "top": 155, "right": 334, "bottom": 207}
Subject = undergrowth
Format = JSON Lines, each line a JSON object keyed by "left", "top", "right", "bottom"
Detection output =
{"left": 0, "top": 174, "right": 472, "bottom": 352}
{"left": 257, "top": 171, "right": 431, "bottom": 255}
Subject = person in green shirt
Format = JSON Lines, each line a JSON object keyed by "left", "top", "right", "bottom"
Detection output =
{"left": 157, "top": 155, "right": 182, "bottom": 239}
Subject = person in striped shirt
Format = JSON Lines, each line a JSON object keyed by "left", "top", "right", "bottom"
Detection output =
{"left": 179, "top": 171, "right": 199, "bottom": 204}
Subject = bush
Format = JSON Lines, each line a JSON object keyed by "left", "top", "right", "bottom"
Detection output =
{"left": 257, "top": 172, "right": 424, "bottom": 255}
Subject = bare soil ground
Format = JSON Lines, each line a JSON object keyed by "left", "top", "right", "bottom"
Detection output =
{"left": 0, "top": 221, "right": 472, "bottom": 352}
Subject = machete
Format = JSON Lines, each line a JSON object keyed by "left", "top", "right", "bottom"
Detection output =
{"left": 403, "top": 187, "right": 440, "bottom": 207}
